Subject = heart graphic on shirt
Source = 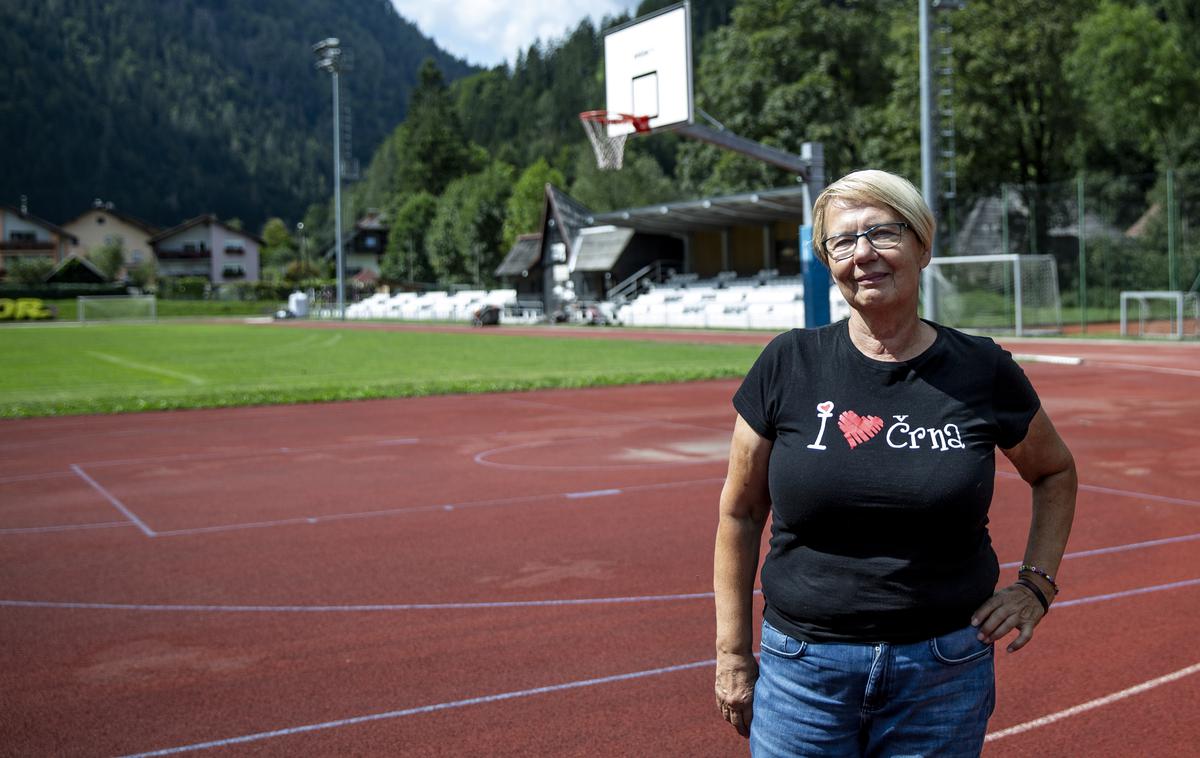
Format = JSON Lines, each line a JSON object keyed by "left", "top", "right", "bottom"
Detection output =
{"left": 817, "top": 401, "right": 834, "bottom": 414}
{"left": 838, "top": 410, "right": 884, "bottom": 449}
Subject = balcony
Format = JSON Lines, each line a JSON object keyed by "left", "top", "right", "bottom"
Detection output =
{"left": 157, "top": 248, "right": 211, "bottom": 260}
{"left": 0, "top": 240, "right": 53, "bottom": 251}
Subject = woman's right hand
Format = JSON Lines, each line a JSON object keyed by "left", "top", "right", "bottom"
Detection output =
{"left": 715, "top": 650, "right": 758, "bottom": 737}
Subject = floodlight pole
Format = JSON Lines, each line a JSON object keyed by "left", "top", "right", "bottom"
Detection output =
{"left": 314, "top": 38, "right": 345, "bottom": 319}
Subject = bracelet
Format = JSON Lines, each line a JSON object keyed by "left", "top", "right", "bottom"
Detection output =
{"left": 1019, "top": 564, "right": 1059, "bottom": 595}
{"left": 1015, "top": 577, "right": 1050, "bottom": 614}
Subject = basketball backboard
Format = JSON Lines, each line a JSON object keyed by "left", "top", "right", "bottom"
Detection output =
{"left": 603, "top": 1, "right": 693, "bottom": 137}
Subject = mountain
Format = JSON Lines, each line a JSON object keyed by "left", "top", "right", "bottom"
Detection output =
{"left": 0, "top": 0, "right": 475, "bottom": 229}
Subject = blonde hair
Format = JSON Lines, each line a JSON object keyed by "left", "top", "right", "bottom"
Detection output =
{"left": 811, "top": 170, "right": 935, "bottom": 266}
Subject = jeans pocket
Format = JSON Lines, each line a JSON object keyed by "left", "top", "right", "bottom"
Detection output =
{"left": 929, "top": 625, "right": 993, "bottom": 665}
{"left": 760, "top": 619, "right": 807, "bottom": 659}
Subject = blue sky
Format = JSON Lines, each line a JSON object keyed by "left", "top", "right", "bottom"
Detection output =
{"left": 390, "top": 0, "right": 643, "bottom": 68}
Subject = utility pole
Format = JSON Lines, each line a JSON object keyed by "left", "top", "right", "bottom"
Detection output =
{"left": 313, "top": 38, "right": 345, "bottom": 319}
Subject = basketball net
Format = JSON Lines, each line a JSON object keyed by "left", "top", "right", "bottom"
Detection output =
{"left": 579, "top": 111, "right": 651, "bottom": 170}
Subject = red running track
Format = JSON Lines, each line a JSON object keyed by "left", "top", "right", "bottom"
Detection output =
{"left": 1, "top": 331, "right": 1199, "bottom": 756}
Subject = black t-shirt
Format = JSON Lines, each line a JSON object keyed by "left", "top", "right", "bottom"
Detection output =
{"left": 733, "top": 319, "right": 1040, "bottom": 644}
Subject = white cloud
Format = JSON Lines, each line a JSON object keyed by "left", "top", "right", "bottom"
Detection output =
{"left": 391, "top": 0, "right": 641, "bottom": 68}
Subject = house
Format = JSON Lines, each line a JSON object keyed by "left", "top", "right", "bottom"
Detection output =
{"left": 321, "top": 210, "right": 389, "bottom": 277}
{"left": 0, "top": 202, "right": 78, "bottom": 277}
{"left": 61, "top": 200, "right": 160, "bottom": 272}
{"left": 149, "top": 214, "right": 262, "bottom": 283}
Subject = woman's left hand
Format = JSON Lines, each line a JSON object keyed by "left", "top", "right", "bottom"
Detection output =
{"left": 970, "top": 583, "right": 1046, "bottom": 653}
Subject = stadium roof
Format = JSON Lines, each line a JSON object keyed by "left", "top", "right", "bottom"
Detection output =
{"left": 587, "top": 184, "right": 808, "bottom": 235}
{"left": 573, "top": 226, "right": 635, "bottom": 272}
{"left": 495, "top": 233, "right": 541, "bottom": 277}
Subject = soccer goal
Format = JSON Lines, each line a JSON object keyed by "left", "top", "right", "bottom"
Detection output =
{"left": 77, "top": 295, "right": 157, "bottom": 323}
{"left": 1120, "top": 291, "right": 1199, "bottom": 339}
{"left": 925, "top": 254, "right": 1062, "bottom": 336}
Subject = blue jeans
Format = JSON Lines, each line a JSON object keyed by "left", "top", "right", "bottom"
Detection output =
{"left": 750, "top": 619, "right": 995, "bottom": 758}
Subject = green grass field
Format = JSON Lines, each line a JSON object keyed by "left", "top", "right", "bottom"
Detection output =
{"left": 0, "top": 323, "right": 764, "bottom": 418}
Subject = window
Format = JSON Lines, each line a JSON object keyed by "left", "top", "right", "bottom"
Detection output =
{"left": 224, "top": 245, "right": 245, "bottom": 255}
{"left": 10, "top": 231, "right": 35, "bottom": 242}
{"left": 96, "top": 216, "right": 106, "bottom": 225}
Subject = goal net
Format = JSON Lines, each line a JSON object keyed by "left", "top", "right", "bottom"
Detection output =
{"left": 925, "top": 255, "right": 1062, "bottom": 336}
{"left": 77, "top": 295, "right": 157, "bottom": 323}
{"left": 1120, "top": 291, "right": 1199, "bottom": 339}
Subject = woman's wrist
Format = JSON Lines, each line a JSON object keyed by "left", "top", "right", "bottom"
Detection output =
{"left": 1014, "top": 577, "right": 1050, "bottom": 613}
{"left": 1018, "top": 563, "right": 1060, "bottom": 596}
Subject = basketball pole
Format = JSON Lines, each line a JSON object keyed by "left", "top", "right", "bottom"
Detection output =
{"left": 919, "top": 0, "right": 938, "bottom": 321}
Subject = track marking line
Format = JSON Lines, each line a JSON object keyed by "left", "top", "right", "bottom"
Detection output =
{"left": 0, "top": 591, "right": 717, "bottom": 613}
{"left": 85, "top": 351, "right": 206, "bottom": 385}
{"left": 146, "top": 477, "right": 724, "bottom": 537}
{"left": 1089, "top": 360, "right": 1200, "bottom": 378}
{"left": 474, "top": 437, "right": 726, "bottom": 471}
{"left": 69, "top": 464, "right": 155, "bottom": 537}
{"left": 997, "top": 470, "right": 1200, "bottom": 508}
{"left": 985, "top": 661, "right": 1200, "bottom": 742}
{"left": 0, "top": 521, "right": 132, "bottom": 535}
{"left": 565, "top": 488, "right": 623, "bottom": 499}
{"left": 0, "top": 476, "right": 724, "bottom": 539}
{"left": 9, "top": 436, "right": 429, "bottom": 481}
{"left": 8, "top": 575, "right": 1198, "bottom": 615}
{"left": 1052, "top": 577, "right": 1200, "bottom": 608}
{"left": 501, "top": 396, "right": 729, "bottom": 433}
{"left": 119, "top": 658, "right": 715, "bottom": 757}
{"left": 1000, "top": 531, "right": 1200, "bottom": 569}
{"left": 1074, "top": 482, "right": 1200, "bottom": 508}
{"left": 1012, "top": 353, "right": 1083, "bottom": 366}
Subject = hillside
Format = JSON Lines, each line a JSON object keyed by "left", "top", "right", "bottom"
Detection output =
{"left": 0, "top": 0, "right": 475, "bottom": 228}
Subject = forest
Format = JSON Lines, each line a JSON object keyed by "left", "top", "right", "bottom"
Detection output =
{"left": 0, "top": 0, "right": 473, "bottom": 228}
{"left": 7, "top": 0, "right": 1200, "bottom": 301}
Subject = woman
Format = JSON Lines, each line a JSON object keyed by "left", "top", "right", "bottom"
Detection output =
{"left": 713, "top": 169, "right": 1076, "bottom": 756}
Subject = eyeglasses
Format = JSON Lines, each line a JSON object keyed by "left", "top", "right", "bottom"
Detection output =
{"left": 822, "top": 222, "right": 909, "bottom": 261}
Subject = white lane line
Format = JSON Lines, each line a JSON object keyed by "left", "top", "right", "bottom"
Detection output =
{"left": 7, "top": 575, "right": 1199, "bottom": 615}
{"left": 1075, "top": 482, "right": 1200, "bottom": 508}
{"left": 0, "top": 591, "right": 716, "bottom": 613}
{"left": 69, "top": 464, "right": 155, "bottom": 537}
{"left": 474, "top": 437, "right": 726, "bottom": 471}
{"left": 985, "top": 661, "right": 1200, "bottom": 742}
{"left": 148, "top": 477, "right": 724, "bottom": 538}
{"left": 1012, "top": 353, "right": 1083, "bottom": 366}
{"left": 0, "top": 521, "right": 132, "bottom": 535}
{"left": 996, "top": 471, "right": 1200, "bottom": 508}
{"left": 119, "top": 658, "right": 715, "bottom": 757}
{"left": 565, "top": 489, "right": 623, "bottom": 499}
{"left": 85, "top": 351, "right": 206, "bottom": 385}
{"left": 0, "top": 476, "right": 723, "bottom": 539}
{"left": 1000, "top": 531, "right": 1200, "bottom": 569}
{"left": 1052, "top": 577, "right": 1200, "bottom": 609}
{"left": 13, "top": 436, "right": 428, "bottom": 480}
{"left": 1089, "top": 361, "right": 1200, "bottom": 378}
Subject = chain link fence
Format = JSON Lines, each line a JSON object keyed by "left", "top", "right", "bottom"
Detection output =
{"left": 945, "top": 171, "right": 1200, "bottom": 336}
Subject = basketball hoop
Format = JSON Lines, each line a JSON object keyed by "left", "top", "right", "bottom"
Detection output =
{"left": 579, "top": 110, "right": 651, "bottom": 170}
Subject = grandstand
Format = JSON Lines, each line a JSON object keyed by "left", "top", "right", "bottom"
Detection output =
{"left": 615, "top": 272, "right": 849, "bottom": 329}
{"left": 340, "top": 288, "right": 542, "bottom": 324}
